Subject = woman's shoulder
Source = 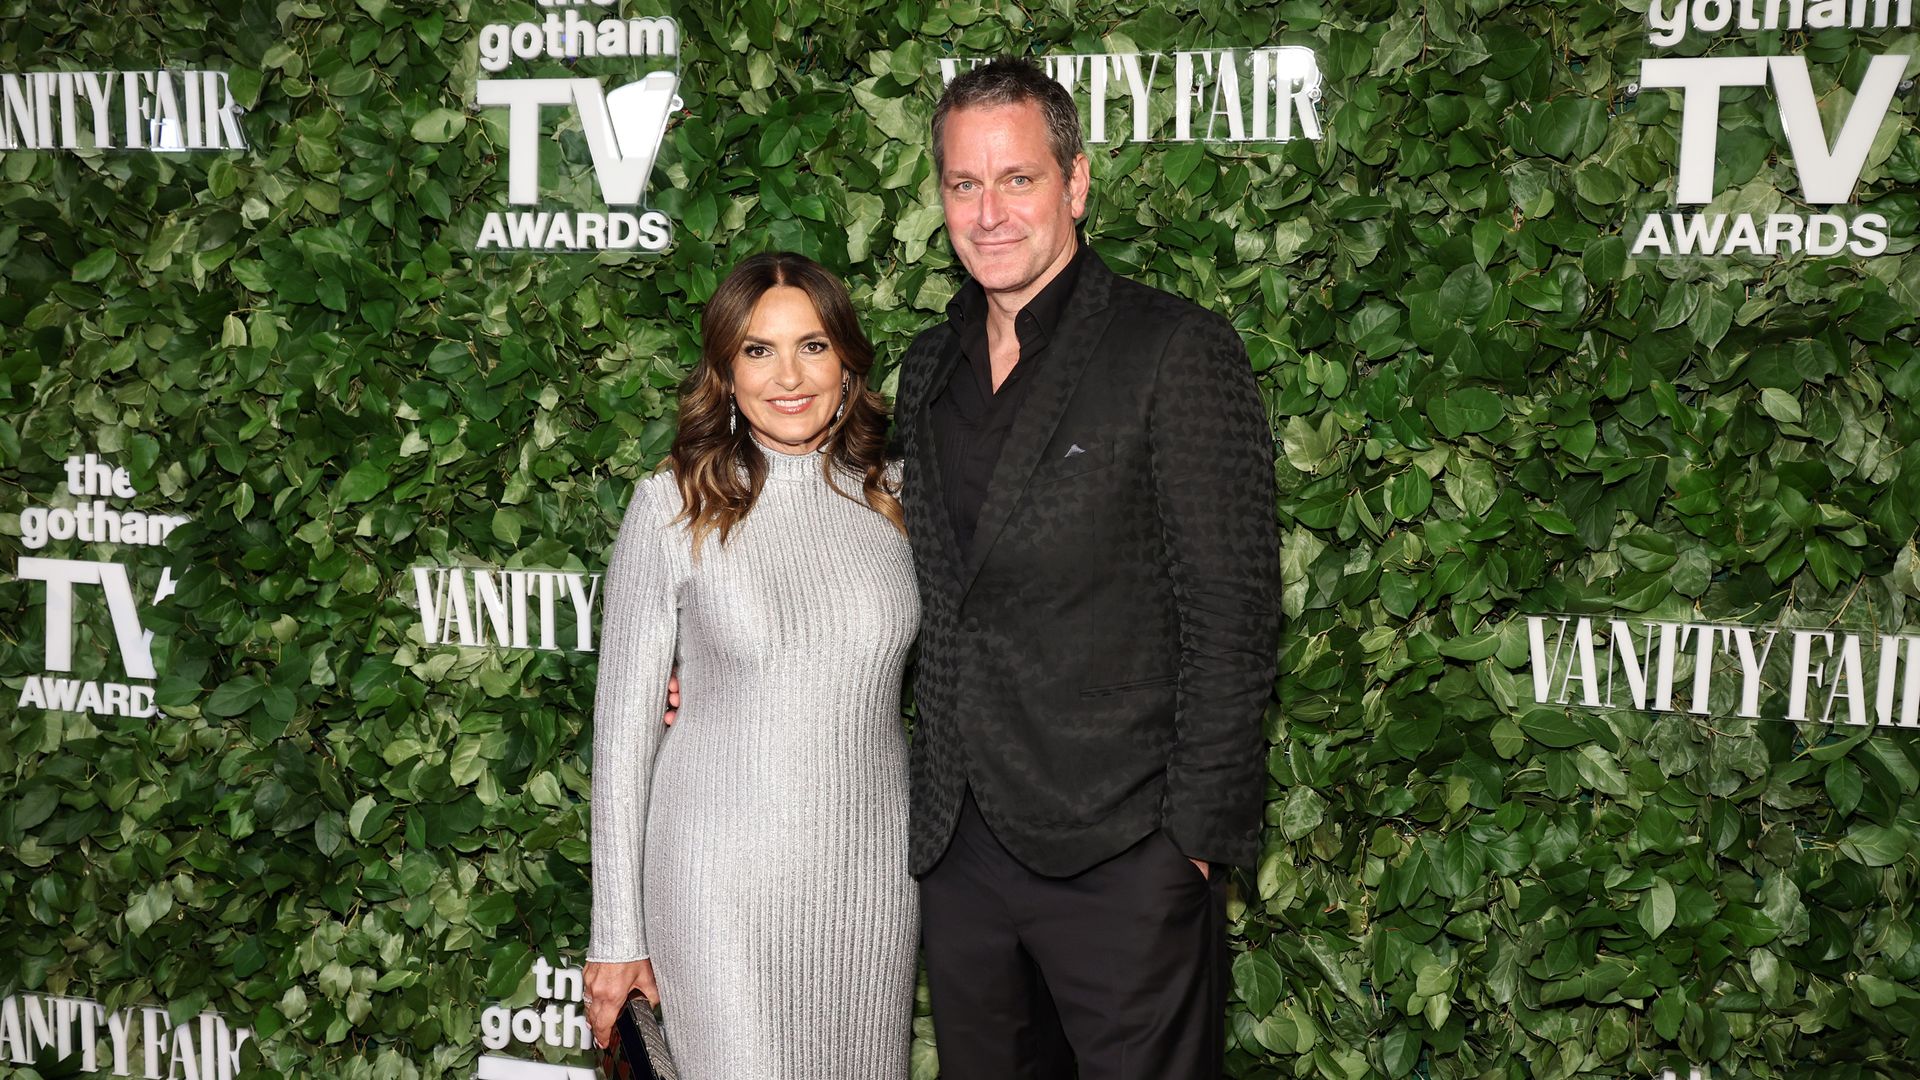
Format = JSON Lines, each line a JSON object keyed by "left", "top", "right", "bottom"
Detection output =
{"left": 623, "top": 469, "right": 686, "bottom": 525}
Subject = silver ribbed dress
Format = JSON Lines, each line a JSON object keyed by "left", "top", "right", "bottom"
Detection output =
{"left": 587, "top": 443, "right": 920, "bottom": 1080}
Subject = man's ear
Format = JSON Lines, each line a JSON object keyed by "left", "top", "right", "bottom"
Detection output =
{"left": 1067, "top": 152, "right": 1091, "bottom": 220}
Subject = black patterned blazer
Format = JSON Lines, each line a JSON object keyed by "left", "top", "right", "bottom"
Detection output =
{"left": 896, "top": 252, "right": 1280, "bottom": 878}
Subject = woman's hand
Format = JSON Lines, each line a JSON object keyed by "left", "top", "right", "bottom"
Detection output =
{"left": 583, "top": 958, "right": 660, "bottom": 1048}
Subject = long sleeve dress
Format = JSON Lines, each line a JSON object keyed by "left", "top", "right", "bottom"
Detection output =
{"left": 586, "top": 443, "right": 920, "bottom": 1080}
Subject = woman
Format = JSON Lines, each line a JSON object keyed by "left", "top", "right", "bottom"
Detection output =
{"left": 581, "top": 252, "right": 919, "bottom": 1079}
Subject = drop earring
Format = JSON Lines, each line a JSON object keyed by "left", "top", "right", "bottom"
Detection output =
{"left": 834, "top": 376, "right": 849, "bottom": 422}
{"left": 729, "top": 399, "right": 738, "bottom": 434}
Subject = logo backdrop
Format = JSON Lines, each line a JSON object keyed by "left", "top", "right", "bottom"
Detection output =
{"left": 1, "top": 1, "right": 1917, "bottom": 1079}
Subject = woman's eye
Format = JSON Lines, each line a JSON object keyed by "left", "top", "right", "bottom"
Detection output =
{"left": 803, "top": 340, "right": 828, "bottom": 354}
{"left": 743, "top": 345, "right": 769, "bottom": 359}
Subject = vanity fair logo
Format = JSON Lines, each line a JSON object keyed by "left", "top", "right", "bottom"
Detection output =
{"left": 410, "top": 565, "right": 600, "bottom": 652}
{"left": 475, "top": 957, "right": 595, "bottom": 1080}
{"left": 1629, "top": 0, "right": 1914, "bottom": 257}
{"left": 471, "top": 0, "right": 681, "bottom": 252}
{"left": 0, "top": 70, "right": 246, "bottom": 151}
{"left": 1528, "top": 615, "right": 1920, "bottom": 728}
{"left": 0, "top": 992, "right": 252, "bottom": 1079}
{"left": 939, "top": 46, "right": 1324, "bottom": 144}
{"left": 10, "top": 454, "right": 189, "bottom": 719}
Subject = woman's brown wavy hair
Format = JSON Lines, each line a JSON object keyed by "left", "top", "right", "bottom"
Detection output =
{"left": 669, "top": 252, "right": 903, "bottom": 552}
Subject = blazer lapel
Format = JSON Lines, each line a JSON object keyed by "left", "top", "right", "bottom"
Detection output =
{"left": 907, "top": 332, "right": 966, "bottom": 582}
{"left": 959, "top": 257, "right": 1116, "bottom": 598}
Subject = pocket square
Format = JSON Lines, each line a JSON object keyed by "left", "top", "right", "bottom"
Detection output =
{"left": 1064, "top": 444, "right": 1085, "bottom": 457}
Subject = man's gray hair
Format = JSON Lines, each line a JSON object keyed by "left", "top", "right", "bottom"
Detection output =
{"left": 931, "top": 57, "right": 1084, "bottom": 183}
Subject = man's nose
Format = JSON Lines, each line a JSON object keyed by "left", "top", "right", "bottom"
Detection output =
{"left": 977, "top": 187, "right": 1004, "bottom": 229}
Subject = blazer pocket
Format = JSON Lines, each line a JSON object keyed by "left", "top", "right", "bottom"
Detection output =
{"left": 1032, "top": 439, "right": 1112, "bottom": 484}
{"left": 1080, "top": 674, "right": 1178, "bottom": 699}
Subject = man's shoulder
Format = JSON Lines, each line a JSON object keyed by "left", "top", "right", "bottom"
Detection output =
{"left": 904, "top": 320, "right": 957, "bottom": 356}
{"left": 1095, "top": 265, "right": 1235, "bottom": 343}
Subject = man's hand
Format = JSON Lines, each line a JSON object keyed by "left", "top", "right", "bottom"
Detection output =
{"left": 583, "top": 958, "right": 659, "bottom": 1048}
{"left": 663, "top": 670, "right": 680, "bottom": 726}
{"left": 1190, "top": 858, "right": 1210, "bottom": 881}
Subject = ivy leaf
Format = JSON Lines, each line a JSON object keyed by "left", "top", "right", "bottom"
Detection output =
{"left": 1842, "top": 825, "right": 1910, "bottom": 867}
{"left": 1389, "top": 469, "right": 1434, "bottom": 520}
{"left": 1279, "top": 787, "right": 1326, "bottom": 840}
{"left": 72, "top": 248, "right": 117, "bottom": 282}
{"left": 1639, "top": 877, "right": 1677, "bottom": 939}
{"left": 1519, "top": 710, "right": 1591, "bottom": 748}
{"left": 410, "top": 108, "right": 466, "bottom": 143}
{"left": 1232, "top": 949, "right": 1285, "bottom": 1017}
{"left": 339, "top": 461, "right": 390, "bottom": 503}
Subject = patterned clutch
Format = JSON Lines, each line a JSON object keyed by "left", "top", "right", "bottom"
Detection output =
{"left": 600, "top": 995, "right": 678, "bottom": 1080}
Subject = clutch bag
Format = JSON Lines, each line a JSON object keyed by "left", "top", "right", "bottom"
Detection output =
{"left": 600, "top": 995, "right": 678, "bottom": 1080}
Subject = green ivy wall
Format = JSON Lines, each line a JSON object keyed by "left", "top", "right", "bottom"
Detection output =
{"left": 3, "top": 0, "right": 1918, "bottom": 1078}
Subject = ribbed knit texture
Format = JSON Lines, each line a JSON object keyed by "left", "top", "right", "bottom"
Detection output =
{"left": 588, "top": 442, "right": 920, "bottom": 1080}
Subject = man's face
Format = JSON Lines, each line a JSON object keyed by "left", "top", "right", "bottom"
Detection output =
{"left": 938, "top": 100, "right": 1090, "bottom": 303}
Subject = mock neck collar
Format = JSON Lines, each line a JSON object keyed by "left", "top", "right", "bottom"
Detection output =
{"left": 750, "top": 435, "right": 828, "bottom": 481}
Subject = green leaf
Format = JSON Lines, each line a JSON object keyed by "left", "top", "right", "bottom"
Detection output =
{"left": 1842, "top": 824, "right": 1910, "bottom": 867}
{"left": 1519, "top": 709, "right": 1592, "bottom": 748}
{"left": 204, "top": 676, "right": 265, "bottom": 717}
{"left": 1639, "top": 876, "right": 1677, "bottom": 939}
{"left": 1232, "top": 948, "right": 1285, "bottom": 1017}
{"left": 1758, "top": 387, "right": 1803, "bottom": 424}
{"left": 1280, "top": 787, "right": 1326, "bottom": 840}
{"left": 1428, "top": 388, "right": 1503, "bottom": 437}
{"left": 1389, "top": 469, "right": 1434, "bottom": 520}
{"left": 339, "top": 461, "right": 390, "bottom": 503}
{"left": 410, "top": 108, "right": 466, "bottom": 143}
{"left": 72, "top": 247, "right": 117, "bottom": 283}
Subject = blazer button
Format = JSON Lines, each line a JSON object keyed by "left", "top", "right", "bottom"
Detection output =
{"left": 962, "top": 617, "right": 980, "bottom": 633}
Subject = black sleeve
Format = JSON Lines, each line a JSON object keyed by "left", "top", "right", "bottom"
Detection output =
{"left": 1148, "top": 310, "right": 1281, "bottom": 869}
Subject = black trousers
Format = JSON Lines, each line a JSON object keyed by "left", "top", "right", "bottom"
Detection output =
{"left": 919, "top": 792, "right": 1229, "bottom": 1080}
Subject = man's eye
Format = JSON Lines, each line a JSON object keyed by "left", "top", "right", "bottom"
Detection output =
{"left": 953, "top": 180, "right": 975, "bottom": 193}
{"left": 1010, "top": 176, "right": 1031, "bottom": 187}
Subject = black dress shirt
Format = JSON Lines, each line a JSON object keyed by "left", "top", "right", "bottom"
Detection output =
{"left": 931, "top": 242, "right": 1090, "bottom": 557}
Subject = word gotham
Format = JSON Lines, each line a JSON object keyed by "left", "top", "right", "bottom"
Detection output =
{"left": 412, "top": 567, "right": 600, "bottom": 652}
{"left": 20, "top": 454, "right": 189, "bottom": 549}
{"left": 479, "top": 958, "right": 594, "bottom": 1052}
{"left": 939, "top": 47, "right": 1324, "bottom": 144}
{"left": 1527, "top": 616, "right": 1920, "bottom": 727}
{"left": 0, "top": 71, "right": 245, "bottom": 151}
{"left": 1649, "top": 0, "right": 1914, "bottom": 45}
{"left": 478, "top": 9, "right": 678, "bottom": 71}
{"left": 0, "top": 993, "right": 252, "bottom": 1080}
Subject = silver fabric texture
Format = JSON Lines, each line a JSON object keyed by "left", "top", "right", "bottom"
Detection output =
{"left": 588, "top": 443, "right": 920, "bottom": 1080}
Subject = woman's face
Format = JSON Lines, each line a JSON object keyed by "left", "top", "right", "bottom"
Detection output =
{"left": 730, "top": 285, "right": 845, "bottom": 455}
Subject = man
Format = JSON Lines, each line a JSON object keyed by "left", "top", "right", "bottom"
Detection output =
{"left": 894, "top": 58, "right": 1279, "bottom": 1079}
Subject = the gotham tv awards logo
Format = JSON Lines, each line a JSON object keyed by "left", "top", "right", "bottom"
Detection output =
{"left": 475, "top": 957, "right": 596, "bottom": 1079}
{"left": 10, "top": 453, "right": 190, "bottom": 718}
{"left": 1627, "top": 0, "right": 1913, "bottom": 257}
{"left": 471, "top": 1, "right": 682, "bottom": 252}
